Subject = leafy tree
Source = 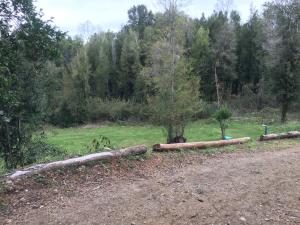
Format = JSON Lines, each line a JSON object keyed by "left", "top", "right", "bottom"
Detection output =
{"left": 87, "top": 32, "right": 115, "bottom": 98}
{"left": 147, "top": 0, "right": 202, "bottom": 143}
{"left": 264, "top": 0, "right": 300, "bottom": 123}
{"left": 0, "top": 0, "right": 63, "bottom": 169}
{"left": 191, "top": 27, "right": 214, "bottom": 101}
{"left": 128, "top": 5, "right": 155, "bottom": 40}
{"left": 148, "top": 41, "right": 201, "bottom": 143}
{"left": 119, "top": 29, "right": 141, "bottom": 99}
{"left": 207, "top": 11, "right": 237, "bottom": 107}
{"left": 39, "top": 37, "right": 83, "bottom": 126}
{"left": 235, "top": 11, "right": 267, "bottom": 109}
{"left": 67, "top": 47, "right": 91, "bottom": 123}
{"left": 127, "top": 5, "right": 155, "bottom": 66}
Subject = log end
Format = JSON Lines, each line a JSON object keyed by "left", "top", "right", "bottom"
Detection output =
{"left": 153, "top": 144, "right": 162, "bottom": 152}
{"left": 259, "top": 135, "right": 264, "bottom": 141}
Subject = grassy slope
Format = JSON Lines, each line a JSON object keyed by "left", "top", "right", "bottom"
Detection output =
{"left": 45, "top": 119, "right": 300, "bottom": 156}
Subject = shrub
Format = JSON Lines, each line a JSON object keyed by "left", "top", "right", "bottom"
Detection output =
{"left": 23, "top": 134, "right": 66, "bottom": 165}
{"left": 214, "top": 106, "right": 232, "bottom": 140}
{"left": 86, "top": 98, "right": 149, "bottom": 122}
{"left": 227, "top": 84, "right": 278, "bottom": 115}
{"left": 85, "top": 135, "right": 114, "bottom": 153}
{"left": 49, "top": 101, "right": 77, "bottom": 127}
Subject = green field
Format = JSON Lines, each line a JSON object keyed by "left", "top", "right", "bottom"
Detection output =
{"left": 45, "top": 119, "right": 300, "bottom": 156}
{"left": 1, "top": 118, "right": 299, "bottom": 174}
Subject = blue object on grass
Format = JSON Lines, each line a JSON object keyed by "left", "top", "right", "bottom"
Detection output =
{"left": 224, "top": 136, "right": 232, "bottom": 140}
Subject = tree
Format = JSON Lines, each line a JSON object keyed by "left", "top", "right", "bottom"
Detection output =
{"left": 67, "top": 47, "right": 91, "bottom": 123}
{"left": 127, "top": 5, "right": 155, "bottom": 66}
{"left": 128, "top": 5, "right": 155, "bottom": 40}
{"left": 119, "top": 29, "right": 141, "bottom": 99}
{"left": 38, "top": 37, "right": 83, "bottom": 126}
{"left": 264, "top": 0, "right": 300, "bottom": 123}
{"left": 235, "top": 11, "right": 267, "bottom": 109}
{"left": 191, "top": 27, "right": 214, "bottom": 101}
{"left": 208, "top": 11, "right": 237, "bottom": 107}
{"left": 0, "top": 0, "right": 63, "bottom": 169}
{"left": 87, "top": 32, "right": 115, "bottom": 98}
{"left": 147, "top": 0, "right": 202, "bottom": 143}
{"left": 148, "top": 41, "right": 201, "bottom": 143}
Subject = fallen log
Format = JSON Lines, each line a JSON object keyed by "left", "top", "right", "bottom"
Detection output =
{"left": 7, "top": 145, "right": 147, "bottom": 180}
{"left": 259, "top": 131, "right": 300, "bottom": 141}
{"left": 153, "top": 137, "right": 251, "bottom": 151}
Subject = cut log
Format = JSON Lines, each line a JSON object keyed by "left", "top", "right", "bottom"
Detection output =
{"left": 153, "top": 137, "right": 251, "bottom": 151}
{"left": 8, "top": 145, "right": 147, "bottom": 180}
{"left": 259, "top": 131, "right": 300, "bottom": 141}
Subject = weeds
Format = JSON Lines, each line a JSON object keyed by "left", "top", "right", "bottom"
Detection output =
{"left": 85, "top": 135, "right": 114, "bottom": 153}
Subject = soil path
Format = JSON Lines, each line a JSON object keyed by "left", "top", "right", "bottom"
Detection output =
{"left": 5, "top": 147, "right": 300, "bottom": 225}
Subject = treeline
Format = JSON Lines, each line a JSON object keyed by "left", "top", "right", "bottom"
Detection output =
{"left": 0, "top": 0, "right": 300, "bottom": 169}
{"left": 42, "top": 1, "right": 300, "bottom": 127}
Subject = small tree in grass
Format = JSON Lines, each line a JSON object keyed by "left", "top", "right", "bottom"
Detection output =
{"left": 147, "top": 51, "right": 201, "bottom": 143}
{"left": 214, "top": 106, "right": 232, "bottom": 140}
{"left": 144, "top": 0, "right": 202, "bottom": 144}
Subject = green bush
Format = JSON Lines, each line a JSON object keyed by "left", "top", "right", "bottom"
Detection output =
{"left": 214, "top": 106, "right": 232, "bottom": 140}
{"left": 86, "top": 98, "right": 149, "bottom": 122}
{"left": 23, "top": 134, "right": 66, "bottom": 165}
{"left": 49, "top": 101, "right": 77, "bottom": 127}
{"left": 85, "top": 135, "right": 114, "bottom": 153}
{"left": 227, "top": 84, "right": 278, "bottom": 115}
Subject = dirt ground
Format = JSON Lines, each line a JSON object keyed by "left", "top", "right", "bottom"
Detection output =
{"left": 1, "top": 144, "right": 300, "bottom": 225}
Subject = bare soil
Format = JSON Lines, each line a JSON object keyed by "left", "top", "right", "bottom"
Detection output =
{"left": 1, "top": 144, "right": 300, "bottom": 225}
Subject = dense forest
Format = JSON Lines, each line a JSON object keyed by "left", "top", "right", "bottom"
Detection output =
{"left": 0, "top": 0, "right": 300, "bottom": 169}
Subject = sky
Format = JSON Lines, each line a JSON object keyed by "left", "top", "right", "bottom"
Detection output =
{"left": 34, "top": 0, "right": 267, "bottom": 36}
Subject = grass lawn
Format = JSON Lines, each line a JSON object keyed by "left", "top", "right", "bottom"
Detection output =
{"left": 45, "top": 119, "right": 300, "bottom": 157}
{"left": 1, "top": 118, "right": 299, "bottom": 174}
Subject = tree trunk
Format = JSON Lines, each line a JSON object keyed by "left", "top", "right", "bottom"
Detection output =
{"left": 281, "top": 101, "right": 288, "bottom": 123}
{"left": 8, "top": 145, "right": 148, "bottom": 180}
{"left": 167, "top": 124, "right": 186, "bottom": 144}
{"left": 259, "top": 131, "right": 300, "bottom": 141}
{"left": 257, "top": 77, "right": 264, "bottom": 111}
{"left": 220, "top": 121, "right": 225, "bottom": 140}
{"left": 153, "top": 137, "right": 251, "bottom": 151}
{"left": 214, "top": 61, "right": 221, "bottom": 107}
{"left": 167, "top": 125, "right": 174, "bottom": 144}
{"left": 5, "top": 122, "right": 12, "bottom": 169}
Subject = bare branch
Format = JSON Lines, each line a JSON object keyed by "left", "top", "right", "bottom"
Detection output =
{"left": 215, "top": 0, "right": 234, "bottom": 12}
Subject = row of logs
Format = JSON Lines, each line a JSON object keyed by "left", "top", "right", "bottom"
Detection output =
{"left": 7, "top": 131, "right": 300, "bottom": 180}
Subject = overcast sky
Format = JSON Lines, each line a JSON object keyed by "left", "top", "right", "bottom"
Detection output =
{"left": 34, "top": 0, "right": 267, "bottom": 36}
